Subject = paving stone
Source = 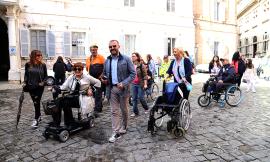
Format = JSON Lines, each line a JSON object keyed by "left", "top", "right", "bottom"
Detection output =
{"left": 0, "top": 82, "right": 270, "bottom": 161}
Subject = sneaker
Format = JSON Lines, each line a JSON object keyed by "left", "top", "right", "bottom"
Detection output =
{"left": 130, "top": 113, "right": 137, "bottom": 117}
{"left": 109, "top": 132, "right": 121, "bottom": 143}
{"left": 31, "top": 120, "right": 38, "bottom": 128}
{"left": 252, "top": 90, "right": 256, "bottom": 93}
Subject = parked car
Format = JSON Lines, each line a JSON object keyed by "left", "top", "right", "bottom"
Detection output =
{"left": 195, "top": 64, "right": 209, "bottom": 73}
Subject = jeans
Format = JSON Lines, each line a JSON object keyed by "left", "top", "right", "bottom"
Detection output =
{"left": 29, "top": 87, "right": 44, "bottom": 120}
{"left": 131, "top": 84, "right": 149, "bottom": 115}
{"left": 94, "top": 87, "right": 103, "bottom": 112}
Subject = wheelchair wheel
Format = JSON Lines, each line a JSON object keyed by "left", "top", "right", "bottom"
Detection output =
{"left": 197, "top": 94, "right": 210, "bottom": 107}
{"left": 179, "top": 99, "right": 191, "bottom": 131}
{"left": 225, "top": 85, "right": 242, "bottom": 107}
{"left": 150, "top": 83, "right": 159, "bottom": 101}
{"left": 173, "top": 127, "right": 185, "bottom": 138}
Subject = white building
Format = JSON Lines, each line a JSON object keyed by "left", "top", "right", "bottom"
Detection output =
{"left": 0, "top": 0, "right": 195, "bottom": 82}
{"left": 237, "top": 0, "right": 270, "bottom": 58}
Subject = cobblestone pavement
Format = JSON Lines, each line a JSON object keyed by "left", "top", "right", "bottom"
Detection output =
{"left": 1, "top": 78, "right": 270, "bottom": 162}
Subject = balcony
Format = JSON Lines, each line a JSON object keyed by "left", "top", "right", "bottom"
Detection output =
{"left": 0, "top": 0, "right": 19, "bottom": 5}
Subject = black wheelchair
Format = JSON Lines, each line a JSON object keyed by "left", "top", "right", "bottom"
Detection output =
{"left": 197, "top": 75, "right": 243, "bottom": 108}
{"left": 42, "top": 85, "right": 95, "bottom": 142}
{"left": 147, "top": 81, "right": 191, "bottom": 137}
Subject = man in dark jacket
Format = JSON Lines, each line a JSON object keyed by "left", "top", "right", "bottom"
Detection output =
{"left": 208, "top": 58, "right": 236, "bottom": 100}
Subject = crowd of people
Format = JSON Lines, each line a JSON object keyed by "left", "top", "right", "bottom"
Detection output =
{"left": 22, "top": 39, "right": 255, "bottom": 143}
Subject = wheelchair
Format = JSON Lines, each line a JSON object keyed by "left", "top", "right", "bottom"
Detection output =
{"left": 42, "top": 87, "right": 95, "bottom": 142}
{"left": 197, "top": 76, "right": 243, "bottom": 108}
{"left": 147, "top": 81, "right": 191, "bottom": 138}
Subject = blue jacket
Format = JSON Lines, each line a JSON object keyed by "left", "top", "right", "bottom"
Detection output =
{"left": 104, "top": 53, "right": 136, "bottom": 98}
{"left": 167, "top": 58, "right": 192, "bottom": 84}
{"left": 217, "top": 64, "right": 236, "bottom": 83}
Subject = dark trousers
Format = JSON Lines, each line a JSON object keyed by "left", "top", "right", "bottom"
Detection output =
{"left": 179, "top": 83, "right": 190, "bottom": 99}
{"left": 29, "top": 87, "right": 44, "bottom": 120}
{"left": 55, "top": 75, "right": 65, "bottom": 85}
{"left": 237, "top": 74, "right": 243, "bottom": 87}
{"left": 94, "top": 87, "right": 103, "bottom": 112}
{"left": 52, "top": 95, "right": 80, "bottom": 126}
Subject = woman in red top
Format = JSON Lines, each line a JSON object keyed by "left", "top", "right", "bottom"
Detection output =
{"left": 232, "top": 51, "right": 246, "bottom": 87}
{"left": 130, "top": 52, "right": 149, "bottom": 117}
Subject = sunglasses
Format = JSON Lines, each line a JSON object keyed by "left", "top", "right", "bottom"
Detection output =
{"left": 74, "top": 67, "right": 82, "bottom": 72}
{"left": 109, "top": 45, "right": 117, "bottom": 49}
{"left": 36, "top": 54, "right": 42, "bottom": 57}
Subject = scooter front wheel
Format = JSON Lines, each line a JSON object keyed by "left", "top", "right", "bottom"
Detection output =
{"left": 59, "top": 130, "right": 69, "bottom": 142}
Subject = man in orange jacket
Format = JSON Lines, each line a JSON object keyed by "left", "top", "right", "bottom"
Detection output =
{"left": 86, "top": 44, "right": 105, "bottom": 113}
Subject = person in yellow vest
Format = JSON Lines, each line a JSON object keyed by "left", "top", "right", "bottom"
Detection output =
{"left": 86, "top": 44, "right": 105, "bottom": 113}
{"left": 159, "top": 55, "right": 171, "bottom": 79}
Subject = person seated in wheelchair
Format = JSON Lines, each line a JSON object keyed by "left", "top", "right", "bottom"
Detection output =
{"left": 207, "top": 58, "right": 236, "bottom": 100}
{"left": 51, "top": 62, "right": 101, "bottom": 127}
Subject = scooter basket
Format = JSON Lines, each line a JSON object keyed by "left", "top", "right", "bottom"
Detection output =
{"left": 42, "top": 100, "right": 58, "bottom": 115}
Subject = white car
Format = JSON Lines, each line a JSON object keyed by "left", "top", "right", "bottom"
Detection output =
{"left": 195, "top": 64, "right": 209, "bottom": 73}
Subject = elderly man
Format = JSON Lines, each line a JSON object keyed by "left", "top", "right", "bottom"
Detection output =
{"left": 86, "top": 44, "right": 105, "bottom": 114}
{"left": 208, "top": 58, "right": 236, "bottom": 100}
{"left": 102, "top": 40, "right": 135, "bottom": 143}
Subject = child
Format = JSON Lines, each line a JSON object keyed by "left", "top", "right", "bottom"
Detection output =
{"left": 244, "top": 59, "right": 256, "bottom": 93}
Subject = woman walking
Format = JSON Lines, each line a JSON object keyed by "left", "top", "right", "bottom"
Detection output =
{"left": 24, "top": 50, "right": 47, "bottom": 127}
{"left": 130, "top": 52, "right": 149, "bottom": 117}
{"left": 167, "top": 47, "right": 193, "bottom": 99}
{"left": 53, "top": 56, "right": 67, "bottom": 85}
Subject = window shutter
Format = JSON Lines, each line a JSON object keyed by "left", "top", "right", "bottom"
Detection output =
{"left": 20, "top": 29, "right": 29, "bottom": 57}
{"left": 220, "top": 2, "right": 226, "bottom": 22}
{"left": 47, "top": 31, "right": 56, "bottom": 57}
{"left": 63, "top": 32, "right": 71, "bottom": 57}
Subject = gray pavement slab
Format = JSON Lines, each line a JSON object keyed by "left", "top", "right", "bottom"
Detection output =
{"left": 0, "top": 75, "right": 270, "bottom": 161}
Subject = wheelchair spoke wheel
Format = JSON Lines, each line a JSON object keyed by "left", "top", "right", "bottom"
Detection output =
{"left": 179, "top": 99, "right": 191, "bottom": 131}
{"left": 150, "top": 83, "right": 160, "bottom": 101}
{"left": 197, "top": 94, "right": 210, "bottom": 107}
{"left": 225, "top": 86, "right": 242, "bottom": 107}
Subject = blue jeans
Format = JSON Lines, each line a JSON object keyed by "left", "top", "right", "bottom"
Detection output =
{"left": 131, "top": 84, "right": 149, "bottom": 115}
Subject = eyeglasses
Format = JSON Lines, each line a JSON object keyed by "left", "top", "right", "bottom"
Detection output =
{"left": 36, "top": 54, "right": 42, "bottom": 57}
{"left": 74, "top": 67, "right": 82, "bottom": 72}
{"left": 109, "top": 45, "right": 117, "bottom": 49}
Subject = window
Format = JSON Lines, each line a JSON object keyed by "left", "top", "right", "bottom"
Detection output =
{"left": 71, "top": 32, "right": 86, "bottom": 57}
{"left": 167, "top": 0, "right": 175, "bottom": 12}
{"left": 214, "top": 41, "right": 219, "bottom": 56}
{"left": 239, "top": 40, "right": 242, "bottom": 53}
{"left": 245, "top": 38, "right": 249, "bottom": 57}
{"left": 30, "top": 30, "right": 46, "bottom": 57}
{"left": 124, "top": 34, "right": 136, "bottom": 56}
{"left": 263, "top": 33, "right": 269, "bottom": 55}
{"left": 214, "top": 0, "right": 220, "bottom": 21}
{"left": 253, "top": 36, "right": 257, "bottom": 58}
{"left": 124, "top": 0, "right": 135, "bottom": 7}
{"left": 167, "top": 37, "right": 176, "bottom": 56}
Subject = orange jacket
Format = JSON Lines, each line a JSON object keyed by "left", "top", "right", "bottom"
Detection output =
{"left": 86, "top": 54, "right": 105, "bottom": 78}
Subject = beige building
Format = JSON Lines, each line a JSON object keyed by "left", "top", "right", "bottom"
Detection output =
{"left": 193, "top": 0, "right": 238, "bottom": 64}
{"left": 237, "top": 0, "right": 269, "bottom": 58}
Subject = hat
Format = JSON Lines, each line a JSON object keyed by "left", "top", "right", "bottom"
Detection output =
{"left": 90, "top": 44, "right": 98, "bottom": 48}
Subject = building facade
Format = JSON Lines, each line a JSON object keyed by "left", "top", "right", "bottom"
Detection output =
{"left": 237, "top": 0, "right": 270, "bottom": 58}
{"left": 0, "top": 0, "right": 195, "bottom": 82}
{"left": 193, "top": 0, "right": 238, "bottom": 64}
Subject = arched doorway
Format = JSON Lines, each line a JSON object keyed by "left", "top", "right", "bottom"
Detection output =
{"left": 0, "top": 18, "right": 10, "bottom": 81}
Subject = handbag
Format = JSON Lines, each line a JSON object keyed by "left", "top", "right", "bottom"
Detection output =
{"left": 79, "top": 94, "right": 95, "bottom": 119}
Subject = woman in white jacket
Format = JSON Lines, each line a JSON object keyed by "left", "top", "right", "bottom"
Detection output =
{"left": 244, "top": 59, "right": 256, "bottom": 93}
{"left": 52, "top": 62, "right": 101, "bottom": 127}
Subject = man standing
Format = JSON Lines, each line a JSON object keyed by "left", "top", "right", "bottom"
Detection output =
{"left": 102, "top": 40, "right": 135, "bottom": 143}
{"left": 86, "top": 44, "right": 105, "bottom": 113}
